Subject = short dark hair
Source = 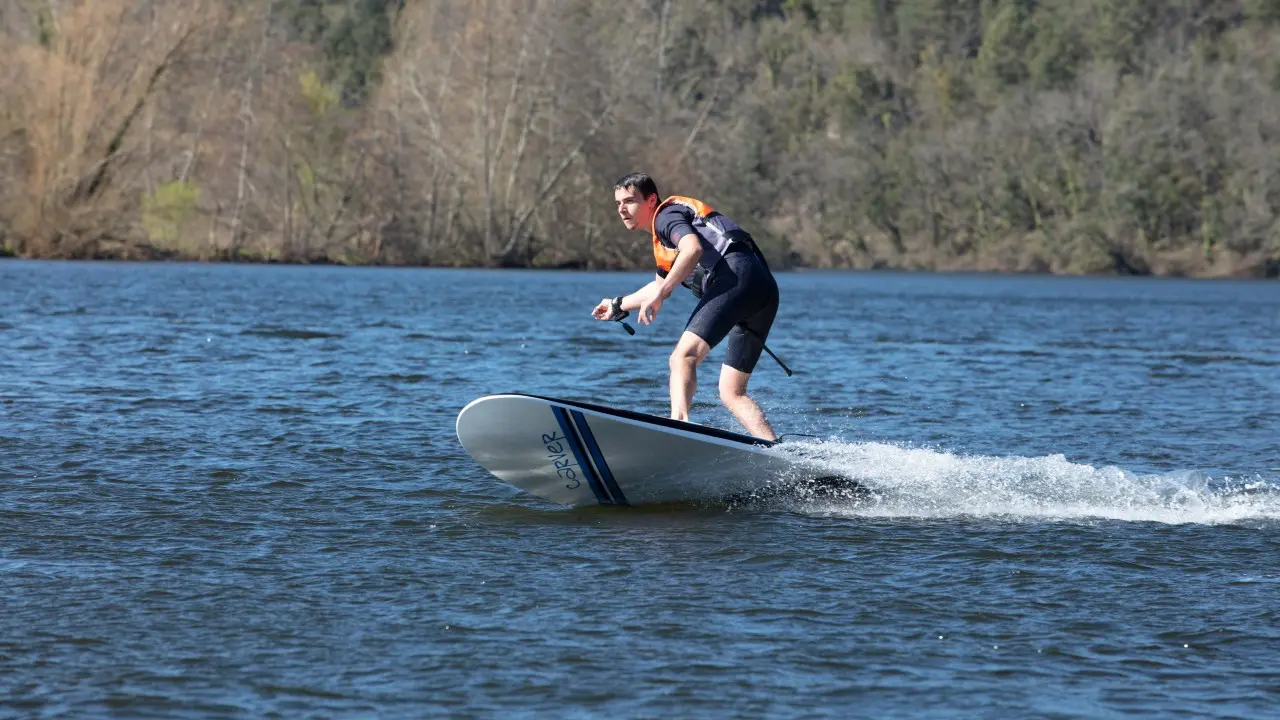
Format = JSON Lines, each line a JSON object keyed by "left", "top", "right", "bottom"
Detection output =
{"left": 613, "top": 172, "right": 659, "bottom": 200}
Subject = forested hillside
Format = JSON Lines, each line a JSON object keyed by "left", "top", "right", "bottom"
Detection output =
{"left": 2, "top": 0, "right": 1278, "bottom": 275}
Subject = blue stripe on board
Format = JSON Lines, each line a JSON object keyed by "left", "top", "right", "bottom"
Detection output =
{"left": 552, "top": 406, "right": 610, "bottom": 505}
{"left": 571, "top": 411, "right": 629, "bottom": 507}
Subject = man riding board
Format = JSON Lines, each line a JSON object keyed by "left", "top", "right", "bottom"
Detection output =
{"left": 592, "top": 172, "right": 780, "bottom": 441}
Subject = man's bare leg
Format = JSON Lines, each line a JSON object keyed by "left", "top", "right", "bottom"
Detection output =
{"left": 718, "top": 364, "right": 777, "bottom": 440}
{"left": 669, "top": 331, "right": 711, "bottom": 422}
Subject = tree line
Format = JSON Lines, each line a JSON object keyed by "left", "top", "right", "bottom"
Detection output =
{"left": 2, "top": 0, "right": 1278, "bottom": 276}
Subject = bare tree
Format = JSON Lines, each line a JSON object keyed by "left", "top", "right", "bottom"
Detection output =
{"left": 5, "top": 0, "right": 215, "bottom": 257}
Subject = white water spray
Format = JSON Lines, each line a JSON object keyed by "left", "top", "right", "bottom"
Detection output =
{"left": 778, "top": 441, "right": 1280, "bottom": 524}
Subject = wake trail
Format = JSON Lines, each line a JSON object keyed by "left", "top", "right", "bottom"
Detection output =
{"left": 775, "top": 441, "right": 1280, "bottom": 524}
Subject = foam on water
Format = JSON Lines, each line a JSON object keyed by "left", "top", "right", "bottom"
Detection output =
{"left": 778, "top": 440, "right": 1280, "bottom": 524}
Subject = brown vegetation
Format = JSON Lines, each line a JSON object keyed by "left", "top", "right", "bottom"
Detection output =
{"left": 1, "top": 0, "right": 1278, "bottom": 276}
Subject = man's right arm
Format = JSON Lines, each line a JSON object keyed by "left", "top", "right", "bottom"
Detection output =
{"left": 618, "top": 278, "right": 663, "bottom": 312}
{"left": 592, "top": 277, "right": 663, "bottom": 320}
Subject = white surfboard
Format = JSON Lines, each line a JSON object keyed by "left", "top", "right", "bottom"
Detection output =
{"left": 455, "top": 393, "right": 860, "bottom": 507}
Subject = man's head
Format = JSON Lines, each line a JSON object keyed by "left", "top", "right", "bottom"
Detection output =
{"left": 613, "top": 172, "right": 660, "bottom": 232}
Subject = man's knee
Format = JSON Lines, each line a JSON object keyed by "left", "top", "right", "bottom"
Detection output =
{"left": 718, "top": 384, "right": 739, "bottom": 407}
{"left": 719, "top": 373, "right": 748, "bottom": 405}
{"left": 670, "top": 333, "right": 709, "bottom": 372}
{"left": 669, "top": 347, "right": 699, "bottom": 373}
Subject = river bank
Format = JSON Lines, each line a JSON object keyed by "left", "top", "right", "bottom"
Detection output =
{"left": 2, "top": 239, "right": 1276, "bottom": 278}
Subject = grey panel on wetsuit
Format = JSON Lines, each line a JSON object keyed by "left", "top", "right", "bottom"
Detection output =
{"left": 655, "top": 204, "right": 750, "bottom": 295}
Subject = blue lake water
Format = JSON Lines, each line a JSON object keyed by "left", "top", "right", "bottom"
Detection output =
{"left": 1, "top": 260, "right": 1278, "bottom": 716}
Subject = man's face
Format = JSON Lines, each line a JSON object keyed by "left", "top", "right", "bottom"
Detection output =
{"left": 614, "top": 186, "right": 656, "bottom": 231}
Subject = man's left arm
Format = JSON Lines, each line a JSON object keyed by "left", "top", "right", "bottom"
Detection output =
{"left": 657, "top": 233, "right": 702, "bottom": 299}
{"left": 635, "top": 233, "right": 700, "bottom": 326}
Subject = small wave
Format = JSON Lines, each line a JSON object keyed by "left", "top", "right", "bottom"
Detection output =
{"left": 369, "top": 373, "right": 431, "bottom": 384}
{"left": 240, "top": 327, "right": 343, "bottom": 340}
{"left": 1167, "top": 352, "right": 1280, "bottom": 367}
{"left": 611, "top": 376, "right": 663, "bottom": 387}
{"left": 566, "top": 336, "right": 626, "bottom": 348}
{"left": 776, "top": 441, "right": 1280, "bottom": 524}
{"left": 1229, "top": 575, "right": 1280, "bottom": 584}
{"left": 254, "top": 405, "right": 307, "bottom": 415}
{"left": 401, "top": 332, "right": 470, "bottom": 342}
{"left": 807, "top": 405, "right": 898, "bottom": 418}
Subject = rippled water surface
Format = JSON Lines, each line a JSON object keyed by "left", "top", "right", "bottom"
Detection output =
{"left": 2, "top": 261, "right": 1278, "bottom": 717}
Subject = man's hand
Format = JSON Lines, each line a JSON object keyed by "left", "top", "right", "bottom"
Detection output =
{"left": 592, "top": 297, "right": 614, "bottom": 320}
{"left": 637, "top": 284, "right": 665, "bottom": 326}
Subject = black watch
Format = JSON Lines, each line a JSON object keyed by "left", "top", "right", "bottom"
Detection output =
{"left": 611, "top": 296, "right": 624, "bottom": 315}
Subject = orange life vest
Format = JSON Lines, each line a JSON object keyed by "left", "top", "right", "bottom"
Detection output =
{"left": 649, "top": 196, "right": 718, "bottom": 273}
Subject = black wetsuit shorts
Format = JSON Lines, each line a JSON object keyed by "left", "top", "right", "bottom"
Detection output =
{"left": 684, "top": 246, "right": 779, "bottom": 373}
